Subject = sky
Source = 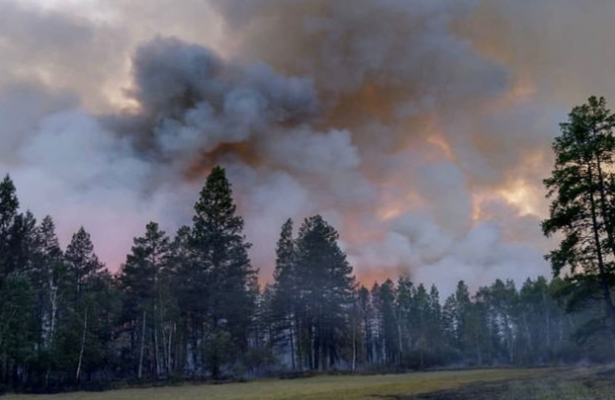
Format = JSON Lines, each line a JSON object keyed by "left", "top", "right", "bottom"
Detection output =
{"left": 1, "top": 0, "right": 613, "bottom": 294}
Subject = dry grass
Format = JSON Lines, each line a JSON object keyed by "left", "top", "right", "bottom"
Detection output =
{"left": 406, "top": 366, "right": 615, "bottom": 400}
{"left": 5, "top": 369, "right": 542, "bottom": 400}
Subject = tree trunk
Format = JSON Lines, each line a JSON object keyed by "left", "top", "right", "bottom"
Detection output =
{"left": 586, "top": 162, "right": 615, "bottom": 332}
{"left": 592, "top": 130, "right": 615, "bottom": 263}
{"left": 45, "top": 282, "right": 58, "bottom": 387}
{"left": 154, "top": 306, "right": 161, "bottom": 378}
{"left": 48, "top": 286, "right": 58, "bottom": 348}
{"left": 161, "top": 320, "right": 168, "bottom": 377}
{"left": 543, "top": 293, "right": 551, "bottom": 349}
{"left": 167, "top": 323, "right": 174, "bottom": 376}
{"left": 475, "top": 331, "right": 482, "bottom": 366}
{"left": 289, "top": 316, "right": 296, "bottom": 371}
{"left": 589, "top": 129, "right": 615, "bottom": 334}
{"left": 351, "top": 320, "right": 357, "bottom": 372}
{"left": 397, "top": 318, "right": 403, "bottom": 364}
{"left": 75, "top": 307, "right": 88, "bottom": 383}
{"left": 138, "top": 310, "right": 146, "bottom": 380}
{"left": 312, "top": 325, "right": 318, "bottom": 371}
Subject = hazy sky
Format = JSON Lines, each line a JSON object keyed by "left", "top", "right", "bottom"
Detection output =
{"left": 1, "top": 0, "right": 612, "bottom": 294}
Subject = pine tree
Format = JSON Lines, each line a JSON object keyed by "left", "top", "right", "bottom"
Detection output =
{"left": 442, "top": 281, "right": 482, "bottom": 364}
{"left": 28, "top": 216, "right": 67, "bottom": 387}
{"left": 242, "top": 284, "right": 276, "bottom": 375}
{"left": 515, "top": 277, "right": 559, "bottom": 364}
{"left": 65, "top": 228, "right": 103, "bottom": 305}
{"left": 190, "top": 166, "right": 256, "bottom": 377}
{"left": 442, "top": 292, "right": 459, "bottom": 361}
{"left": 36, "top": 217, "right": 64, "bottom": 351}
{"left": 0, "top": 273, "right": 35, "bottom": 387}
{"left": 7, "top": 211, "right": 39, "bottom": 278}
{"left": 0, "top": 177, "right": 37, "bottom": 388}
{"left": 543, "top": 96, "right": 615, "bottom": 336}
{"left": 395, "top": 277, "right": 413, "bottom": 365}
{"left": 413, "top": 283, "right": 430, "bottom": 369}
{"left": 271, "top": 219, "right": 298, "bottom": 369}
{"left": 295, "top": 215, "right": 355, "bottom": 370}
{"left": 373, "top": 279, "right": 398, "bottom": 365}
{"left": 357, "top": 286, "right": 373, "bottom": 364}
{"left": 0, "top": 176, "right": 20, "bottom": 281}
{"left": 0, "top": 175, "right": 19, "bottom": 250}
{"left": 165, "top": 225, "right": 193, "bottom": 375}
{"left": 488, "top": 279, "right": 518, "bottom": 364}
{"left": 119, "top": 222, "right": 173, "bottom": 379}
{"left": 60, "top": 227, "right": 105, "bottom": 382}
{"left": 427, "top": 285, "right": 443, "bottom": 365}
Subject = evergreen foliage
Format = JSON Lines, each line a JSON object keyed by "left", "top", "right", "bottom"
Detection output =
{"left": 1, "top": 98, "right": 615, "bottom": 393}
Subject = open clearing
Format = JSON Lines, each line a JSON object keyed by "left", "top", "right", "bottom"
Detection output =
{"left": 5, "top": 369, "right": 547, "bottom": 400}
{"left": 6, "top": 367, "right": 615, "bottom": 400}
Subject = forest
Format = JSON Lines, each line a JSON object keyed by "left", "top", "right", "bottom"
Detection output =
{"left": 1, "top": 97, "right": 615, "bottom": 393}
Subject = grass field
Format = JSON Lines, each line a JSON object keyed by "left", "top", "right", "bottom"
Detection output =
{"left": 4, "top": 369, "right": 545, "bottom": 400}
{"left": 5, "top": 367, "right": 615, "bottom": 400}
{"left": 406, "top": 366, "right": 615, "bottom": 399}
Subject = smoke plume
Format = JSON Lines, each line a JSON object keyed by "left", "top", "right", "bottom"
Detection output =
{"left": 3, "top": 0, "right": 611, "bottom": 294}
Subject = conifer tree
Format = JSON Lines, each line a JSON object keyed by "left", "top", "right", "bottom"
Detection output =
{"left": 61, "top": 227, "right": 105, "bottom": 382}
{"left": 294, "top": 215, "right": 355, "bottom": 370}
{"left": 271, "top": 219, "right": 298, "bottom": 369}
{"left": 427, "top": 285, "right": 443, "bottom": 364}
{"left": 119, "top": 222, "right": 173, "bottom": 379}
{"left": 65, "top": 228, "right": 103, "bottom": 305}
{"left": 0, "top": 175, "right": 19, "bottom": 281}
{"left": 373, "top": 279, "right": 398, "bottom": 365}
{"left": 357, "top": 286, "right": 373, "bottom": 364}
{"left": 31, "top": 216, "right": 65, "bottom": 385}
{"left": 190, "top": 166, "right": 256, "bottom": 377}
{"left": 543, "top": 96, "right": 615, "bottom": 336}
{"left": 0, "top": 272, "right": 35, "bottom": 386}
{"left": 0, "top": 175, "right": 18, "bottom": 247}
{"left": 37, "top": 217, "right": 64, "bottom": 348}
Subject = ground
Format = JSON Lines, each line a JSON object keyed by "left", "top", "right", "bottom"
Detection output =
{"left": 5, "top": 367, "right": 615, "bottom": 400}
{"left": 405, "top": 366, "right": 615, "bottom": 400}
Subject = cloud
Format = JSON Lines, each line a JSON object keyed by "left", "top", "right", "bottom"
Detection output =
{"left": 8, "top": 0, "right": 609, "bottom": 291}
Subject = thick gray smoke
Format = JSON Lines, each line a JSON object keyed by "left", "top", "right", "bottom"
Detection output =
{"left": 129, "top": 37, "right": 319, "bottom": 160}
{"left": 4, "top": 0, "right": 611, "bottom": 294}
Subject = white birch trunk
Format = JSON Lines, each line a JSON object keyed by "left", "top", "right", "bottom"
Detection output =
{"left": 75, "top": 307, "right": 88, "bottom": 382}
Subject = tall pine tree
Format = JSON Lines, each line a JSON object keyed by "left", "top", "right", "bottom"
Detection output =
{"left": 189, "top": 166, "right": 256, "bottom": 377}
{"left": 0, "top": 175, "right": 19, "bottom": 282}
{"left": 294, "top": 215, "right": 355, "bottom": 370}
{"left": 119, "top": 222, "right": 174, "bottom": 379}
{"left": 543, "top": 96, "right": 615, "bottom": 336}
{"left": 271, "top": 219, "right": 298, "bottom": 369}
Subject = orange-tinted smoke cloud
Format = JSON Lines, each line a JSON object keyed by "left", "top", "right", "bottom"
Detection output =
{"left": 2, "top": 0, "right": 582, "bottom": 292}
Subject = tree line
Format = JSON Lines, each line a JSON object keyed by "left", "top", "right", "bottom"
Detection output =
{"left": 0, "top": 97, "right": 615, "bottom": 392}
